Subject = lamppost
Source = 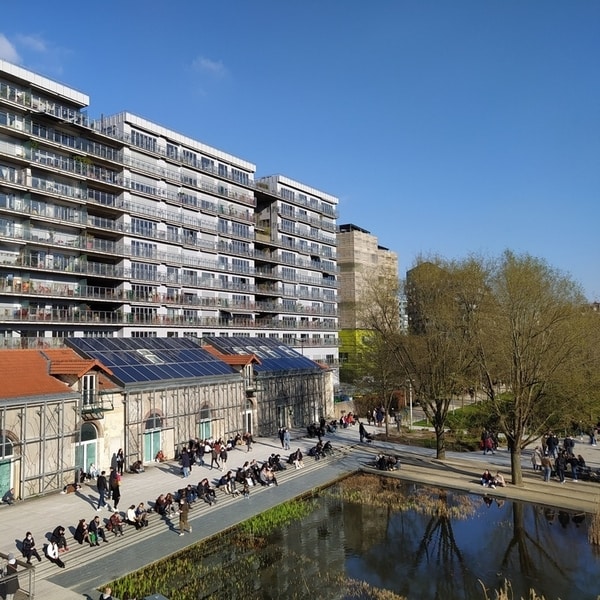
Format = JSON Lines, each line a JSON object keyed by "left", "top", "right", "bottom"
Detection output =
{"left": 407, "top": 381, "right": 413, "bottom": 431}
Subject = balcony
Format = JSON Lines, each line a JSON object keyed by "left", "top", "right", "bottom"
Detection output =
{"left": 81, "top": 392, "right": 115, "bottom": 420}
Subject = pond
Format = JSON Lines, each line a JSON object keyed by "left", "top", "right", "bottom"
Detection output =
{"left": 110, "top": 474, "right": 599, "bottom": 600}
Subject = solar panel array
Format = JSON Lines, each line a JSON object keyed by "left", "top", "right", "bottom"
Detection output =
{"left": 203, "top": 337, "right": 320, "bottom": 373}
{"left": 67, "top": 338, "right": 235, "bottom": 384}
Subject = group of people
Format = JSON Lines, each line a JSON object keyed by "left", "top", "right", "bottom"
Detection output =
{"left": 176, "top": 434, "right": 256, "bottom": 478}
{"left": 532, "top": 432, "right": 588, "bottom": 483}
{"left": 375, "top": 454, "right": 400, "bottom": 471}
{"left": 480, "top": 469, "right": 506, "bottom": 489}
{"left": 2, "top": 427, "right": 333, "bottom": 574}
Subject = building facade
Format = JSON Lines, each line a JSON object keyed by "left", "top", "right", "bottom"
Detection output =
{"left": 0, "top": 60, "right": 338, "bottom": 365}
{"left": 0, "top": 336, "right": 332, "bottom": 500}
{"left": 336, "top": 224, "right": 398, "bottom": 383}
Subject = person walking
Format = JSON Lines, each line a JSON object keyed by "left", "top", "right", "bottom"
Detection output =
{"left": 96, "top": 470, "right": 109, "bottom": 511}
{"left": 21, "top": 532, "right": 42, "bottom": 564}
{"left": 109, "top": 469, "right": 121, "bottom": 512}
{"left": 556, "top": 450, "right": 567, "bottom": 484}
{"left": 359, "top": 421, "right": 367, "bottom": 443}
{"left": 219, "top": 447, "right": 228, "bottom": 472}
{"left": 180, "top": 448, "right": 191, "bottom": 478}
{"left": 278, "top": 427, "right": 285, "bottom": 448}
{"left": 116, "top": 449, "right": 125, "bottom": 476}
{"left": 209, "top": 445, "right": 220, "bottom": 471}
{"left": 283, "top": 428, "right": 291, "bottom": 451}
{"left": 245, "top": 432, "right": 253, "bottom": 452}
{"left": 178, "top": 497, "right": 192, "bottom": 536}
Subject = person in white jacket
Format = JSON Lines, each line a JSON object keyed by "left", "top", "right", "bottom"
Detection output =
{"left": 45, "top": 541, "right": 65, "bottom": 568}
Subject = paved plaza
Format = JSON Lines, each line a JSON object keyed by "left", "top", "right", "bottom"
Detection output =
{"left": 1, "top": 423, "right": 600, "bottom": 600}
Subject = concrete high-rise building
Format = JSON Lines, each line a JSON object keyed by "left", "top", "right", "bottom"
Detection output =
{"left": 336, "top": 223, "right": 398, "bottom": 382}
{"left": 0, "top": 60, "right": 338, "bottom": 364}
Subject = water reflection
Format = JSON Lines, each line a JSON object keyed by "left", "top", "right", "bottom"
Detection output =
{"left": 112, "top": 477, "right": 599, "bottom": 599}
{"left": 332, "top": 480, "right": 597, "bottom": 600}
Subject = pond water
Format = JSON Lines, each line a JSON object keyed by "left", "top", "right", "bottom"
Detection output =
{"left": 114, "top": 476, "right": 600, "bottom": 600}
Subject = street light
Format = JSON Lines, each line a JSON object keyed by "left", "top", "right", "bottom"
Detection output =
{"left": 405, "top": 380, "right": 413, "bottom": 431}
{"left": 409, "top": 381, "right": 413, "bottom": 431}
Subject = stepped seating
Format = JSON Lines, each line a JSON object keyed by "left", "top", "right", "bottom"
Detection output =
{"left": 31, "top": 441, "right": 354, "bottom": 581}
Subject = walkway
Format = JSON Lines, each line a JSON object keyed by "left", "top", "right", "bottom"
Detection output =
{"left": 1, "top": 424, "right": 599, "bottom": 600}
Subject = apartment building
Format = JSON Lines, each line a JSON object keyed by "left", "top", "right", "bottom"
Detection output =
{"left": 0, "top": 60, "right": 338, "bottom": 364}
{"left": 336, "top": 223, "right": 398, "bottom": 383}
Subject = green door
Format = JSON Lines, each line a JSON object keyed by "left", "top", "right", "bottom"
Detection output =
{"left": 75, "top": 423, "right": 98, "bottom": 474}
{"left": 143, "top": 430, "right": 160, "bottom": 462}
{"left": 0, "top": 460, "right": 11, "bottom": 497}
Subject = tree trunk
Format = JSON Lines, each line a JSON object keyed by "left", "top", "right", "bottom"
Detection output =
{"left": 435, "top": 426, "right": 446, "bottom": 460}
{"left": 510, "top": 446, "right": 523, "bottom": 486}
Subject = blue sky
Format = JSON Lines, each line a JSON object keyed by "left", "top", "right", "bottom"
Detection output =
{"left": 1, "top": 1, "right": 598, "bottom": 299}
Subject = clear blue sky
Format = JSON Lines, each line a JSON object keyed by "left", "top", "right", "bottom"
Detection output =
{"left": 1, "top": 1, "right": 598, "bottom": 299}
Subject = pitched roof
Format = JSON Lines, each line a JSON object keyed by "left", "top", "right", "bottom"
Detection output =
{"left": 43, "top": 348, "right": 114, "bottom": 378}
{"left": 202, "top": 336, "right": 320, "bottom": 373}
{"left": 202, "top": 344, "right": 261, "bottom": 367}
{"left": 0, "top": 349, "right": 73, "bottom": 399}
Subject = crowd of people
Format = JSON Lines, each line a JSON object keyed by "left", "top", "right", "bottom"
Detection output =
{"left": 531, "top": 431, "right": 596, "bottom": 483}
{"left": 1, "top": 430, "right": 337, "bottom": 572}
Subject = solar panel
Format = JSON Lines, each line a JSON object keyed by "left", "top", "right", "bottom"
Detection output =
{"left": 67, "top": 338, "right": 235, "bottom": 385}
{"left": 202, "top": 336, "right": 320, "bottom": 373}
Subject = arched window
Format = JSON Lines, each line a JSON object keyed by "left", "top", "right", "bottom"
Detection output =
{"left": 0, "top": 434, "right": 13, "bottom": 459}
{"left": 145, "top": 413, "right": 163, "bottom": 430}
{"left": 79, "top": 422, "right": 97, "bottom": 443}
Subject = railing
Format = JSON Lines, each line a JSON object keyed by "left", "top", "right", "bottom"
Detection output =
{"left": 0, "top": 309, "right": 338, "bottom": 330}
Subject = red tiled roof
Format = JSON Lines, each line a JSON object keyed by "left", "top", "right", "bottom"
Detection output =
{"left": 43, "top": 348, "right": 114, "bottom": 378}
{"left": 0, "top": 348, "right": 116, "bottom": 400}
{"left": 202, "top": 345, "right": 261, "bottom": 367}
{"left": 0, "top": 349, "right": 72, "bottom": 398}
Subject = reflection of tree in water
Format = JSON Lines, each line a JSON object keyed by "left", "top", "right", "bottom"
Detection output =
{"left": 494, "top": 502, "right": 569, "bottom": 598}
{"left": 335, "top": 475, "right": 482, "bottom": 599}
{"left": 402, "top": 487, "right": 483, "bottom": 599}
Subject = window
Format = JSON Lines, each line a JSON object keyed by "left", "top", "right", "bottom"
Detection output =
{"left": 282, "top": 267, "right": 295, "bottom": 281}
{"left": 182, "top": 149, "right": 197, "bottom": 167}
{"left": 0, "top": 434, "right": 13, "bottom": 459}
{"left": 218, "top": 164, "right": 228, "bottom": 178}
{"left": 131, "top": 262, "right": 157, "bottom": 281}
{"left": 166, "top": 143, "right": 178, "bottom": 160}
{"left": 281, "top": 251, "right": 295, "bottom": 265}
{"left": 232, "top": 258, "right": 250, "bottom": 273}
{"left": 131, "top": 241, "right": 156, "bottom": 259}
{"left": 131, "top": 218, "right": 156, "bottom": 238}
{"left": 201, "top": 157, "right": 214, "bottom": 172}
{"left": 182, "top": 269, "right": 198, "bottom": 286}
{"left": 231, "top": 168, "right": 249, "bottom": 185}
{"left": 281, "top": 188, "right": 294, "bottom": 201}
{"left": 130, "top": 130, "right": 157, "bottom": 153}
{"left": 231, "top": 222, "right": 250, "bottom": 238}
{"left": 231, "top": 240, "right": 250, "bottom": 254}
{"left": 82, "top": 373, "right": 96, "bottom": 406}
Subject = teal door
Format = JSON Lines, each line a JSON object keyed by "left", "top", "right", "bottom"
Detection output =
{"left": 199, "top": 420, "right": 211, "bottom": 440}
{"left": 75, "top": 423, "right": 98, "bottom": 473}
{"left": 0, "top": 460, "right": 11, "bottom": 496}
{"left": 143, "top": 430, "right": 160, "bottom": 462}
